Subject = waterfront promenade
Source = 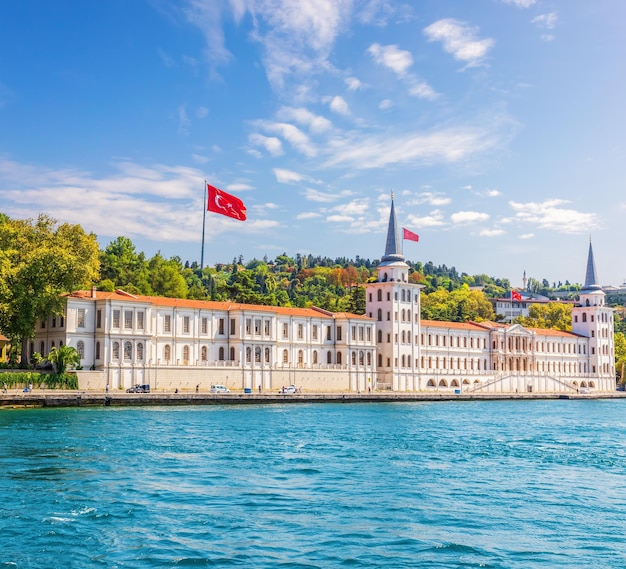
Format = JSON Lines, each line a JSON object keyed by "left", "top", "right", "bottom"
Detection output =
{"left": 1, "top": 389, "right": 625, "bottom": 408}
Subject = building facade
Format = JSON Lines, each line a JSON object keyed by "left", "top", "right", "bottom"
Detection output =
{"left": 32, "top": 200, "right": 615, "bottom": 393}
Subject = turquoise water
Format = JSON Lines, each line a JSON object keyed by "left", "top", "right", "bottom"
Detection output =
{"left": 2, "top": 401, "right": 626, "bottom": 568}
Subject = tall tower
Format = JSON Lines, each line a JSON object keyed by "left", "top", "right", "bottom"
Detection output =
{"left": 365, "top": 196, "right": 423, "bottom": 391}
{"left": 571, "top": 239, "right": 615, "bottom": 390}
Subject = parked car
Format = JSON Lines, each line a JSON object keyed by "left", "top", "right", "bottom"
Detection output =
{"left": 126, "top": 384, "right": 150, "bottom": 393}
{"left": 280, "top": 385, "right": 297, "bottom": 394}
{"left": 210, "top": 384, "right": 231, "bottom": 393}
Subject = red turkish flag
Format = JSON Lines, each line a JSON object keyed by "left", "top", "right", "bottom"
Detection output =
{"left": 403, "top": 227, "right": 419, "bottom": 242}
{"left": 511, "top": 290, "right": 522, "bottom": 301}
{"left": 207, "top": 184, "right": 247, "bottom": 221}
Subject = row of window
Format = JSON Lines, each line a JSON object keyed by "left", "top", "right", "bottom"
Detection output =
{"left": 369, "top": 288, "right": 419, "bottom": 304}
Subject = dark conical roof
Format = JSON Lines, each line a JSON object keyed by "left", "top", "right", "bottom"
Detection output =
{"left": 582, "top": 239, "right": 601, "bottom": 291}
{"left": 380, "top": 196, "right": 405, "bottom": 265}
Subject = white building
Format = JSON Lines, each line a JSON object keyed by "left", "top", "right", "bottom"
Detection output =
{"left": 32, "top": 200, "right": 615, "bottom": 394}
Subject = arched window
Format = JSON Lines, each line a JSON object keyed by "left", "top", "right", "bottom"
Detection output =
{"left": 265, "top": 347, "right": 270, "bottom": 363}
{"left": 367, "top": 352, "right": 371, "bottom": 366}
{"left": 377, "top": 308, "right": 382, "bottom": 322}
{"left": 219, "top": 346, "right": 225, "bottom": 361}
{"left": 377, "top": 330, "right": 382, "bottom": 343}
{"left": 582, "top": 313, "right": 587, "bottom": 323}
{"left": 124, "top": 341, "right": 132, "bottom": 361}
{"left": 76, "top": 340, "right": 84, "bottom": 359}
{"left": 137, "top": 343, "right": 144, "bottom": 361}
{"left": 183, "top": 345, "right": 189, "bottom": 364}
{"left": 359, "top": 351, "right": 364, "bottom": 365}
{"left": 201, "top": 346, "right": 208, "bottom": 361}
{"left": 327, "top": 350, "right": 332, "bottom": 364}
{"left": 378, "top": 354, "right": 382, "bottom": 367}
{"left": 246, "top": 347, "right": 252, "bottom": 362}
{"left": 313, "top": 350, "right": 318, "bottom": 364}
{"left": 95, "top": 341, "right": 101, "bottom": 360}
{"left": 283, "top": 349, "right": 289, "bottom": 363}
{"left": 351, "top": 351, "right": 356, "bottom": 366}
{"left": 377, "top": 289, "right": 382, "bottom": 301}
{"left": 113, "top": 341, "right": 120, "bottom": 360}
{"left": 401, "top": 355, "right": 406, "bottom": 367}
{"left": 337, "top": 351, "right": 342, "bottom": 365}
{"left": 255, "top": 347, "right": 261, "bottom": 363}
{"left": 230, "top": 347, "right": 235, "bottom": 361}
{"left": 298, "top": 350, "right": 304, "bottom": 366}
{"left": 164, "top": 344, "right": 171, "bottom": 361}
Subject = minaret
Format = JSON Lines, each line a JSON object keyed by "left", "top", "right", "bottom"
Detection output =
{"left": 522, "top": 270, "right": 527, "bottom": 291}
{"left": 365, "top": 195, "right": 423, "bottom": 391}
{"left": 571, "top": 238, "right": 614, "bottom": 390}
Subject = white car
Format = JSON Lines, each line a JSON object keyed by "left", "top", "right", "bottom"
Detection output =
{"left": 210, "top": 384, "right": 231, "bottom": 393}
{"left": 279, "top": 385, "right": 297, "bottom": 394}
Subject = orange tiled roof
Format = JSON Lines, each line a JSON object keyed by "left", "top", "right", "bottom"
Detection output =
{"left": 68, "top": 290, "right": 372, "bottom": 320}
{"left": 420, "top": 320, "right": 488, "bottom": 331}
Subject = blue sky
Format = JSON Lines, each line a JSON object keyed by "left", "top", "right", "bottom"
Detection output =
{"left": 1, "top": 0, "right": 625, "bottom": 288}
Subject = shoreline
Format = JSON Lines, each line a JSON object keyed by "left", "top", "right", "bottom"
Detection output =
{"left": 1, "top": 390, "right": 626, "bottom": 408}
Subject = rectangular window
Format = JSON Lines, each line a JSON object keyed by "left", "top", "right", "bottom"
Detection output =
{"left": 201, "top": 317, "right": 208, "bottom": 335}
{"left": 113, "top": 310, "right": 121, "bottom": 329}
{"left": 96, "top": 309, "right": 102, "bottom": 329}
{"left": 312, "top": 325, "right": 318, "bottom": 340}
{"left": 255, "top": 319, "right": 261, "bottom": 335}
{"left": 219, "top": 318, "right": 225, "bottom": 335}
{"left": 337, "top": 326, "right": 342, "bottom": 341}
{"left": 282, "top": 323, "right": 288, "bottom": 339}
{"left": 137, "top": 311, "right": 144, "bottom": 330}
{"left": 77, "top": 309, "right": 86, "bottom": 328}
{"left": 164, "top": 314, "right": 171, "bottom": 333}
{"left": 183, "top": 316, "right": 190, "bottom": 334}
{"left": 351, "top": 326, "right": 356, "bottom": 341}
{"left": 245, "top": 319, "right": 252, "bottom": 335}
{"left": 264, "top": 320, "right": 270, "bottom": 336}
{"left": 124, "top": 310, "right": 133, "bottom": 329}
{"left": 52, "top": 317, "right": 56, "bottom": 328}
{"left": 298, "top": 323, "right": 303, "bottom": 340}
{"left": 359, "top": 327, "right": 364, "bottom": 341}
{"left": 230, "top": 318, "right": 236, "bottom": 335}
{"left": 367, "top": 327, "right": 371, "bottom": 342}
{"left": 326, "top": 326, "right": 332, "bottom": 341}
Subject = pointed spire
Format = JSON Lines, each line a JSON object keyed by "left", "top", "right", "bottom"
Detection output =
{"left": 380, "top": 194, "right": 405, "bottom": 265}
{"left": 583, "top": 239, "right": 601, "bottom": 291}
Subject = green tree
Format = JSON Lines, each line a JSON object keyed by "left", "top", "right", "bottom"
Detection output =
{"left": 100, "top": 236, "right": 151, "bottom": 293}
{"left": 149, "top": 253, "right": 188, "bottom": 298}
{"left": 47, "top": 345, "right": 81, "bottom": 375}
{"left": 0, "top": 214, "right": 100, "bottom": 365}
{"left": 516, "top": 303, "right": 572, "bottom": 331}
{"left": 615, "top": 332, "right": 626, "bottom": 383}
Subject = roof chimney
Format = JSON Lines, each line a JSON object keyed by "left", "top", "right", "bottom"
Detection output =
{"left": 91, "top": 286, "right": 97, "bottom": 299}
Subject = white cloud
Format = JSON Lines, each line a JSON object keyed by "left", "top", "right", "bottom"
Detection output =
{"left": 332, "top": 198, "right": 369, "bottom": 215}
{"left": 255, "top": 120, "right": 317, "bottom": 157}
{"left": 502, "top": 0, "right": 537, "bottom": 7}
{"left": 406, "top": 210, "right": 446, "bottom": 228}
{"left": 324, "top": 123, "right": 505, "bottom": 169}
{"left": 0, "top": 157, "right": 277, "bottom": 244}
{"left": 423, "top": 19, "right": 494, "bottom": 67}
{"left": 191, "top": 153, "right": 209, "bottom": 164}
{"left": 367, "top": 43, "right": 413, "bottom": 77}
{"left": 379, "top": 99, "right": 392, "bottom": 110}
{"left": 485, "top": 189, "right": 501, "bottom": 197}
{"left": 249, "top": 133, "right": 284, "bottom": 156}
{"left": 327, "top": 214, "right": 355, "bottom": 223}
{"left": 345, "top": 76, "right": 363, "bottom": 90}
{"left": 480, "top": 228, "right": 505, "bottom": 237}
{"left": 226, "top": 183, "right": 254, "bottom": 192}
{"left": 451, "top": 211, "right": 490, "bottom": 224}
{"left": 305, "top": 188, "right": 339, "bottom": 202}
{"left": 519, "top": 233, "right": 535, "bottom": 239}
{"left": 277, "top": 106, "right": 332, "bottom": 133}
{"left": 532, "top": 12, "right": 558, "bottom": 29}
{"left": 329, "top": 95, "right": 350, "bottom": 115}
{"left": 273, "top": 168, "right": 304, "bottom": 184}
{"left": 508, "top": 199, "right": 601, "bottom": 234}
{"left": 296, "top": 211, "right": 322, "bottom": 220}
{"left": 407, "top": 192, "right": 451, "bottom": 207}
{"left": 408, "top": 81, "right": 438, "bottom": 100}
{"left": 196, "top": 106, "right": 209, "bottom": 118}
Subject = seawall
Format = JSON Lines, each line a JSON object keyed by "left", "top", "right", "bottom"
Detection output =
{"left": 1, "top": 390, "right": 626, "bottom": 408}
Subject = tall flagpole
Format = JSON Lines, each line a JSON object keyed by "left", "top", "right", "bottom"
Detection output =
{"left": 200, "top": 181, "right": 207, "bottom": 270}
